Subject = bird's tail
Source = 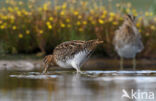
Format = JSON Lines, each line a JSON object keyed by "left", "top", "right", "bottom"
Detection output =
{"left": 42, "top": 55, "right": 53, "bottom": 74}
{"left": 43, "top": 55, "right": 53, "bottom": 65}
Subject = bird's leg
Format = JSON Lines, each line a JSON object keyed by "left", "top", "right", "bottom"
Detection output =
{"left": 72, "top": 63, "right": 83, "bottom": 74}
{"left": 75, "top": 67, "right": 83, "bottom": 74}
{"left": 42, "top": 64, "right": 49, "bottom": 74}
{"left": 120, "top": 57, "right": 124, "bottom": 70}
{"left": 133, "top": 57, "right": 136, "bottom": 70}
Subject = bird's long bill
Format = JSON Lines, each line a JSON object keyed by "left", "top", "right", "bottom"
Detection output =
{"left": 42, "top": 64, "right": 48, "bottom": 74}
{"left": 96, "top": 40, "right": 104, "bottom": 44}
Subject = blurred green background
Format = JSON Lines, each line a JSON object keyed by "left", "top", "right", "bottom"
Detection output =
{"left": 0, "top": 0, "right": 156, "bottom": 58}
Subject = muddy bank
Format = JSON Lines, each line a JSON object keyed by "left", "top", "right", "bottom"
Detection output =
{"left": 0, "top": 58, "right": 156, "bottom": 71}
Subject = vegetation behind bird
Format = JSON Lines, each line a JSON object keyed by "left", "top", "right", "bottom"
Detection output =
{"left": 0, "top": 0, "right": 155, "bottom": 58}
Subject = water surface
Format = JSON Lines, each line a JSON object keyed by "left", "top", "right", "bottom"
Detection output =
{"left": 0, "top": 71, "right": 156, "bottom": 101}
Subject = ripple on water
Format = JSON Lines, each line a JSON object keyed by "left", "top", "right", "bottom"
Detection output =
{"left": 94, "top": 76, "right": 156, "bottom": 83}
{"left": 86, "top": 70, "right": 156, "bottom": 75}
{"left": 9, "top": 70, "right": 156, "bottom": 80}
{"left": 10, "top": 74, "right": 58, "bottom": 79}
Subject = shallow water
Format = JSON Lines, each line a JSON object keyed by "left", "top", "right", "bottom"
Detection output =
{"left": 0, "top": 71, "right": 156, "bottom": 101}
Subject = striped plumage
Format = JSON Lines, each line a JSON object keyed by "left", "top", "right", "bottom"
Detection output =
{"left": 43, "top": 39, "right": 103, "bottom": 73}
{"left": 113, "top": 14, "right": 144, "bottom": 70}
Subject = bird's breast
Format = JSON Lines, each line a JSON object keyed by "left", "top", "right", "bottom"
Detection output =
{"left": 56, "top": 50, "right": 90, "bottom": 68}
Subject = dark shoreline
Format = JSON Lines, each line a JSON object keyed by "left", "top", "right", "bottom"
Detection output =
{"left": 0, "top": 58, "right": 156, "bottom": 71}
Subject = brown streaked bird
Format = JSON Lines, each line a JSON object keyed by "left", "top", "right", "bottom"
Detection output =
{"left": 113, "top": 14, "right": 144, "bottom": 70}
{"left": 42, "top": 39, "right": 103, "bottom": 73}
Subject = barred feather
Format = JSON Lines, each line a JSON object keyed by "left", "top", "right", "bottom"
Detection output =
{"left": 43, "top": 55, "right": 53, "bottom": 65}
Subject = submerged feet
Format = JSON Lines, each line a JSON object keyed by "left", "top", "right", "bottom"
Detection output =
{"left": 133, "top": 57, "right": 136, "bottom": 70}
{"left": 120, "top": 57, "right": 124, "bottom": 70}
{"left": 120, "top": 57, "right": 137, "bottom": 70}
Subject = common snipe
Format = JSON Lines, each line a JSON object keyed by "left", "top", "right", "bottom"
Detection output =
{"left": 113, "top": 14, "right": 144, "bottom": 70}
{"left": 43, "top": 39, "right": 103, "bottom": 73}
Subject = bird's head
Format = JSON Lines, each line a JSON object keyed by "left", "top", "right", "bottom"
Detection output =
{"left": 87, "top": 39, "right": 103, "bottom": 51}
{"left": 124, "top": 14, "right": 136, "bottom": 25}
{"left": 95, "top": 39, "right": 104, "bottom": 44}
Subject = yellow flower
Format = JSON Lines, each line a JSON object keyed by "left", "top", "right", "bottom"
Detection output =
{"left": 78, "top": 28, "right": 83, "bottom": 32}
{"left": 17, "top": 11, "right": 22, "bottom": 16}
{"left": 145, "top": 12, "right": 149, "bottom": 16}
{"left": 91, "top": 21, "right": 96, "bottom": 25}
{"left": 126, "top": 8, "right": 130, "bottom": 13}
{"left": 38, "top": 7, "right": 42, "bottom": 12}
{"left": 28, "top": 5, "right": 32, "bottom": 10}
{"left": 150, "top": 25, "right": 155, "bottom": 30}
{"left": 2, "top": 16, "right": 8, "bottom": 20}
{"left": 24, "top": 11, "right": 29, "bottom": 15}
{"left": 88, "top": 17, "right": 93, "bottom": 21}
{"left": 136, "top": 23, "right": 141, "bottom": 27}
{"left": 101, "top": 14, "right": 106, "bottom": 19}
{"left": 78, "top": 15, "right": 82, "bottom": 19}
{"left": 112, "top": 21, "right": 118, "bottom": 25}
{"left": 138, "top": 17, "right": 143, "bottom": 21}
{"left": 132, "top": 9, "right": 138, "bottom": 16}
{"left": 127, "top": 2, "right": 132, "bottom": 8}
{"left": 11, "top": 19, "right": 14, "bottom": 24}
{"left": 81, "top": 1, "right": 87, "bottom": 6}
{"left": 26, "top": 30, "right": 30, "bottom": 34}
{"left": 76, "top": 21, "right": 81, "bottom": 26}
{"left": 18, "top": 34, "right": 23, "bottom": 38}
{"left": 82, "top": 21, "right": 87, "bottom": 25}
{"left": 43, "top": 4, "right": 48, "bottom": 11}
{"left": 56, "top": 6, "right": 61, "bottom": 10}
{"left": 119, "top": 17, "right": 123, "bottom": 21}
{"left": 98, "top": 19, "right": 104, "bottom": 24}
{"left": 90, "top": 9, "right": 95, "bottom": 14}
{"left": 109, "top": 12, "right": 115, "bottom": 17}
{"left": 154, "top": 17, "right": 156, "bottom": 22}
{"left": 8, "top": 7, "right": 13, "bottom": 12}
{"left": 49, "top": 17, "right": 53, "bottom": 21}
{"left": 12, "top": 26, "right": 16, "bottom": 30}
{"left": 61, "top": 23, "right": 65, "bottom": 28}
{"left": 103, "top": 10, "right": 107, "bottom": 15}
{"left": 19, "top": 1, "right": 23, "bottom": 5}
{"left": 46, "top": 21, "right": 51, "bottom": 25}
{"left": 149, "top": 12, "right": 153, "bottom": 16}
{"left": 62, "top": 3, "right": 67, "bottom": 9}
{"left": 14, "top": 7, "right": 19, "bottom": 11}
{"left": 0, "top": 25, "right": 5, "bottom": 29}
{"left": 0, "top": 20, "right": 2, "bottom": 24}
{"left": 145, "top": 12, "right": 153, "bottom": 16}
{"left": 108, "top": 17, "right": 113, "bottom": 22}
{"left": 74, "top": 11, "right": 79, "bottom": 16}
{"left": 67, "top": 24, "right": 71, "bottom": 28}
{"left": 39, "top": 30, "right": 43, "bottom": 34}
{"left": 66, "top": 18, "right": 70, "bottom": 23}
{"left": 60, "top": 11, "right": 65, "bottom": 16}
{"left": 48, "top": 25, "right": 53, "bottom": 29}
{"left": 10, "top": 15, "right": 15, "bottom": 20}
{"left": 139, "top": 29, "right": 141, "bottom": 33}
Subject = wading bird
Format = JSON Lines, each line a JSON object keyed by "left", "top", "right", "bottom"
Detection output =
{"left": 42, "top": 39, "right": 103, "bottom": 73}
{"left": 113, "top": 14, "right": 144, "bottom": 70}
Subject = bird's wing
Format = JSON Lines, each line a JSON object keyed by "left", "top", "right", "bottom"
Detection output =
{"left": 53, "top": 40, "right": 87, "bottom": 61}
